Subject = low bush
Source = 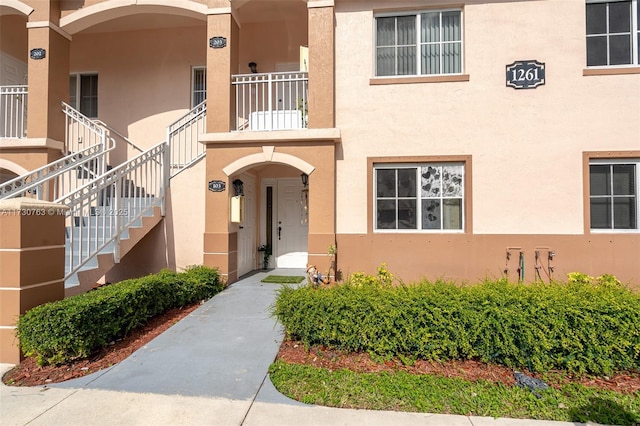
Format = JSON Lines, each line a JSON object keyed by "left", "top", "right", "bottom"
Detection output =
{"left": 17, "top": 266, "right": 223, "bottom": 366}
{"left": 272, "top": 268, "right": 640, "bottom": 376}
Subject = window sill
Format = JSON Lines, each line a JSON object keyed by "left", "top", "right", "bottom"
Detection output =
{"left": 369, "top": 74, "right": 470, "bottom": 85}
{"left": 583, "top": 67, "right": 640, "bottom": 76}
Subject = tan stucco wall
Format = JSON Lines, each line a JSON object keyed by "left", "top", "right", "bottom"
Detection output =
{"left": 238, "top": 19, "right": 308, "bottom": 74}
{"left": 334, "top": 0, "right": 640, "bottom": 236}
{"left": 166, "top": 158, "right": 206, "bottom": 271}
{"left": 0, "top": 15, "right": 28, "bottom": 62}
{"left": 69, "top": 25, "right": 206, "bottom": 151}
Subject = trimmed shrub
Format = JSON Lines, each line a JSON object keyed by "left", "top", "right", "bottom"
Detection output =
{"left": 17, "top": 266, "right": 223, "bottom": 366}
{"left": 272, "top": 270, "right": 640, "bottom": 376}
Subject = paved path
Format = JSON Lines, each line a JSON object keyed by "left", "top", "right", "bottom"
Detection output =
{"left": 2, "top": 269, "right": 587, "bottom": 426}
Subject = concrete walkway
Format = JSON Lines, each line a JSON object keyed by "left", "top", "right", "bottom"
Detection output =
{"left": 2, "top": 269, "right": 590, "bottom": 426}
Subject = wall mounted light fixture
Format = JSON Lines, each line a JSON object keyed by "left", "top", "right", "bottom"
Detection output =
{"left": 232, "top": 179, "right": 244, "bottom": 196}
{"left": 248, "top": 62, "right": 258, "bottom": 73}
{"left": 301, "top": 173, "right": 309, "bottom": 188}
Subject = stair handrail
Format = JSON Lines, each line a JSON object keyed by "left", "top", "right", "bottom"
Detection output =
{"left": 62, "top": 101, "right": 108, "bottom": 155}
{"left": 93, "top": 119, "right": 145, "bottom": 155}
{"left": 60, "top": 141, "right": 168, "bottom": 281}
{"left": 167, "top": 100, "right": 207, "bottom": 177}
{"left": 0, "top": 143, "right": 109, "bottom": 201}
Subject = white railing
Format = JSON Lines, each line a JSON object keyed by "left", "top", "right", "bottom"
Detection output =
{"left": 0, "top": 85, "right": 27, "bottom": 138}
{"left": 0, "top": 143, "right": 111, "bottom": 201}
{"left": 232, "top": 72, "right": 308, "bottom": 132}
{"left": 63, "top": 101, "right": 107, "bottom": 154}
{"left": 167, "top": 100, "right": 207, "bottom": 176}
{"left": 94, "top": 119, "right": 145, "bottom": 155}
{"left": 60, "top": 141, "right": 167, "bottom": 282}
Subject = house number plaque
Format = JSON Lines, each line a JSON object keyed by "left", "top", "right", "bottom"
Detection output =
{"left": 208, "top": 180, "right": 226, "bottom": 192}
{"left": 506, "top": 60, "right": 545, "bottom": 89}
{"left": 30, "top": 48, "right": 46, "bottom": 60}
{"left": 209, "top": 37, "right": 227, "bottom": 49}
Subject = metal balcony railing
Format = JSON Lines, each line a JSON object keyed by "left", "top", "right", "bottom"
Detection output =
{"left": 232, "top": 72, "right": 308, "bottom": 132}
{"left": 167, "top": 100, "right": 206, "bottom": 176}
{"left": 0, "top": 85, "right": 27, "bottom": 138}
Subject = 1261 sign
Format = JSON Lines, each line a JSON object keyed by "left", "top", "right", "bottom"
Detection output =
{"left": 506, "top": 60, "right": 545, "bottom": 89}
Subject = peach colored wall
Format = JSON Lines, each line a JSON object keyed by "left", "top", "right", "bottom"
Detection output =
{"left": 26, "top": 27, "right": 70, "bottom": 141}
{"left": 0, "top": 149, "right": 61, "bottom": 172}
{"left": 58, "top": 0, "right": 210, "bottom": 19}
{"left": 0, "top": 15, "right": 28, "bottom": 62}
{"left": 238, "top": 20, "right": 308, "bottom": 74}
{"left": 69, "top": 25, "right": 206, "bottom": 152}
{"left": 337, "top": 233, "right": 640, "bottom": 288}
{"left": 166, "top": 158, "right": 206, "bottom": 270}
{"left": 334, "top": 0, "right": 640, "bottom": 236}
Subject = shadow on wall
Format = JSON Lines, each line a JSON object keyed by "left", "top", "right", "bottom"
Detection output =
{"left": 568, "top": 397, "right": 639, "bottom": 425}
{"left": 104, "top": 219, "right": 170, "bottom": 284}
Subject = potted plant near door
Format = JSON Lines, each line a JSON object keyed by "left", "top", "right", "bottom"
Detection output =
{"left": 257, "top": 244, "right": 272, "bottom": 270}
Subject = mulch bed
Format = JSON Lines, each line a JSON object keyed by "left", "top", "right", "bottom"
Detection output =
{"left": 4, "top": 304, "right": 639, "bottom": 395}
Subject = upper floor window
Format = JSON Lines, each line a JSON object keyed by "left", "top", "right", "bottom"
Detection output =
{"left": 69, "top": 73, "right": 98, "bottom": 118}
{"left": 375, "top": 163, "right": 465, "bottom": 231}
{"left": 375, "top": 10, "right": 463, "bottom": 77}
{"left": 192, "top": 66, "right": 206, "bottom": 108}
{"left": 586, "top": 0, "right": 640, "bottom": 66}
{"left": 589, "top": 159, "right": 638, "bottom": 230}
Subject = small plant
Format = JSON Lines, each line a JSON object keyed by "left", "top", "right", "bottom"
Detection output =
{"left": 327, "top": 243, "right": 337, "bottom": 281}
{"left": 258, "top": 244, "right": 272, "bottom": 270}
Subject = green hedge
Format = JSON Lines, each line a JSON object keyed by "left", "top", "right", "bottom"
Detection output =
{"left": 272, "top": 271, "right": 640, "bottom": 376}
{"left": 17, "top": 266, "right": 223, "bottom": 366}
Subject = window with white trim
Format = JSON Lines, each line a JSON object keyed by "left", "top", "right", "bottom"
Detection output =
{"left": 375, "top": 163, "right": 465, "bottom": 231}
{"left": 69, "top": 73, "right": 98, "bottom": 118}
{"left": 375, "top": 10, "right": 463, "bottom": 77}
{"left": 589, "top": 159, "right": 638, "bottom": 230}
{"left": 192, "top": 66, "right": 206, "bottom": 108}
{"left": 586, "top": 0, "right": 640, "bottom": 66}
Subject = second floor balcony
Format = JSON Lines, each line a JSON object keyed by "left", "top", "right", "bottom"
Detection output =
{"left": 0, "top": 85, "right": 27, "bottom": 139}
{"left": 232, "top": 71, "right": 308, "bottom": 132}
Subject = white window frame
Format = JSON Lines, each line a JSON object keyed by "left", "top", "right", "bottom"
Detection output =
{"left": 373, "top": 9, "right": 464, "bottom": 78}
{"left": 589, "top": 158, "right": 639, "bottom": 232}
{"left": 69, "top": 73, "right": 98, "bottom": 118}
{"left": 374, "top": 162, "right": 465, "bottom": 233}
{"left": 586, "top": 0, "right": 640, "bottom": 67}
{"left": 191, "top": 66, "right": 206, "bottom": 108}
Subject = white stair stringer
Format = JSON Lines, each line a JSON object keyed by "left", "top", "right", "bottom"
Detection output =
{"left": 64, "top": 205, "right": 164, "bottom": 296}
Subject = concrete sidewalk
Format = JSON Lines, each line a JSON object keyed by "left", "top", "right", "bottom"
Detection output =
{"left": 2, "top": 269, "right": 590, "bottom": 426}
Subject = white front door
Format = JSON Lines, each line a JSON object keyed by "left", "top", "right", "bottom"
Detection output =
{"left": 276, "top": 179, "right": 308, "bottom": 268}
{"left": 237, "top": 174, "right": 256, "bottom": 277}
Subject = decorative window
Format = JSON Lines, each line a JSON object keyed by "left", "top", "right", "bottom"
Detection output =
{"left": 69, "top": 73, "right": 98, "bottom": 118}
{"left": 375, "top": 10, "right": 463, "bottom": 77}
{"left": 192, "top": 67, "right": 206, "bottom": 107}
{"left": 589, "top": 159, "right": 638, "bottom": 230}
{"left": 586, "top": 0, "right": 640, "bottom": 66}
{"left": 375, "top": 163, "right": 464, "bottom": 231}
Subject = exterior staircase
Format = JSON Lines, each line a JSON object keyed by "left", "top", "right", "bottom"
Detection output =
{"left": 0, "top": 101, "right": 206, "bottom": 295}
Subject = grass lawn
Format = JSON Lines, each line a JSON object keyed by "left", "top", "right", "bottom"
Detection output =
{"left": 269, "top": 360, "right": 640, "bottom": 425}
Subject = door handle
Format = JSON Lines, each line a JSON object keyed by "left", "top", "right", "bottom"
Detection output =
{"left": 278, "top": 226, "right": 282, "bottom": 240}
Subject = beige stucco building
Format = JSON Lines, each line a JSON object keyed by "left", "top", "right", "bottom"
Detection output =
{"left": 1, "top": 0, "right": 639, "bottom": 360}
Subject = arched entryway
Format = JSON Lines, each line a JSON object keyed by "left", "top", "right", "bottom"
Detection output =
{"left": 203, "top": 139, "right": 338, "bottom": 284}
{"left": 228, "top": 160, "right": 313, "bottom": 276}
